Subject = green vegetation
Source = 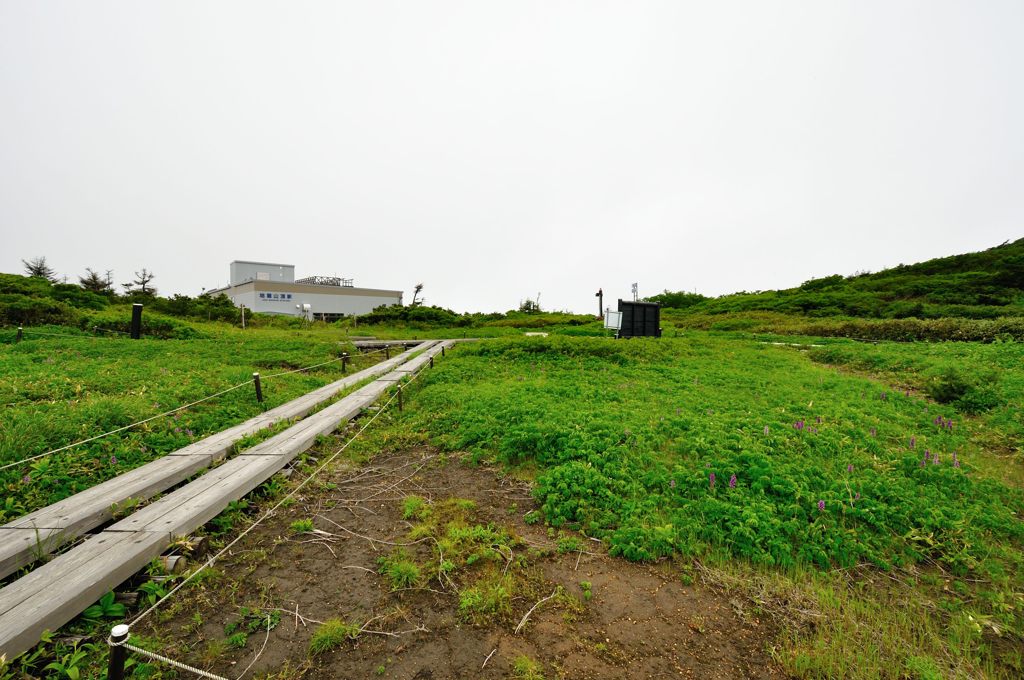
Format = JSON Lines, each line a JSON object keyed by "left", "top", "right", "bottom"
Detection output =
{"left": 80, "top": 591, "right": 126, "bottom": 621}
{"left": 652, "top": 238, "right": 1024, "bottom": 321}
{"left": 0, "top": 324, "right": 383, "bottom": 520}
{"left": 377, "top": 550, "right": 422, "bottom": 590}
{"left": 401, "top": 494, "right": 430, "bottom": 520}
{"left": 387, "top": 334, "right": 1024, "bottom": 678}
{"left": 512, "top": 655, "right": 546, "bottom": 680}
{"left": 308, "top": 618, "right": 361, "bottom": 654}
{"left": 289, "top": 518, "right": 314, "bottom": 533}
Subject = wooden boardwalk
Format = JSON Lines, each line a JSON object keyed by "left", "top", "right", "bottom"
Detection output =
{"left": 0, "top": 342, "right": 435, "bottom": 580}
{"left": 0, "top": 340, "right": 453, "bottom": 658}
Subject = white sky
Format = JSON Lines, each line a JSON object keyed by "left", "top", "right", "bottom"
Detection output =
{"left": 1, "top": 1, "right": 1021, "bottom": 313}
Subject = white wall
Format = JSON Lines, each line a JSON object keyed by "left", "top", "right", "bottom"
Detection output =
{"left": 230, "top": 261, "right": 295, "bottom": 285}
{"left": 231, "top": 288, "right": 400, "bottom": 316}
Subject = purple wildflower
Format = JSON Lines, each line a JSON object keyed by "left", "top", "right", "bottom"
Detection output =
{"left": 880, "top": 392, "right": 887, "bottom": 400}
{"left": 854, "top": 492, "right": 861, "bottom": 500}
{"left": 109, "top": 455, "right": 117, "bottom": 465}
{"left": 953, "top": 452, "right": 960, "bottom": 468}
{"left": 793, "top": 420, "right": 805, "bottom": 430}
{"left": 816, "top": 416, "right": 822, "bottom": 424}
{"left": 670, "top": 479, "right": 676, "bottom": 488}
{"left": 870, "top": 428, "right": 877, "bottom": 437}
{"left": 924, "top": 450, "right": 930, "bottom": 461}
{"left": 932, "top": 453, "right": 940, "bottom": 465}
{"left": 909, "top": 436, "right": 916, "bottom": 449}
{"left": 763, "top": 425, "right": 770, "bottom": 436}
{"left": 709, "top": 472, "right": 716, "bottom": 489}
{"left": 186, "top": 428, "right": 194, "bottom": 437}
{"left": 22, "top": 474, "right": 30, "bottom": 484}
{"left": 729, "top": 474, "right": 737, "bottom": 488}
{"left": 920, "top": 459, "right": 926, "bottom": 467}
{"left": 847, "top": 464, "right": 854, "bottom": 473}
{"left": 174, "top": 427, "right": 182, "bottom": 434}
{"left": 817, "top": 500, "right": 825, "bottom": 512}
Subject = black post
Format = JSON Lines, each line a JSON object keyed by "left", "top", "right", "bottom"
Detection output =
{"left": 253, "top": 372, "right": 263, "bottom": 402}
{"left": 107, "top": 624, "right": 130, "bottom": 680}
{"left": 130, "top": 304, "right": 143, "bottom": 340}
{"left": 441, "top": 345, "right": 445, "bottom": 357}
{"left": 385, "top": 345, "right": 390, "bottom": 360}
{"left": 596, "top": 288, "right": 604, "bottom": 318}
{"left": 341, "top": 352, "right": 349, "bottom": 373}
{"left": 429, "top": 356, "right": 434, "bottom": 369}
{"left": 397, "top": 385, "right": 403, "bottom": 412}
{"left": 16, "top": 327, "right": 23, "bottom": 343}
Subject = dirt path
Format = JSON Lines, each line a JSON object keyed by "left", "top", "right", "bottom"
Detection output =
{"left": 143, "top": 448, "right": 782, "bottom": 679}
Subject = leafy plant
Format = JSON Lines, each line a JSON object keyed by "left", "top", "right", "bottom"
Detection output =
{"left": 81, "top": 591, "right": 126, "bottom": 621}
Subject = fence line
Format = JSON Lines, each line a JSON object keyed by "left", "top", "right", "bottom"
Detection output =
{"left": 114, "top": 362, "right": 434, "bottom": 678}
{"left": 0, "top": 346, "right": 391, "bottom": 473}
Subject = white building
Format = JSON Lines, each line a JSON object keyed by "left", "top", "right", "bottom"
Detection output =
{"left": 207, "top": 260, "right": 403, "bottom": 321}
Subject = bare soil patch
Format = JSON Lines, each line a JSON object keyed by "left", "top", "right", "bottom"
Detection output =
{"left": 143, "top": 447, "right": 782, "bottom": 679}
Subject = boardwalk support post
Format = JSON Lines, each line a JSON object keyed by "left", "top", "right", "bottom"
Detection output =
{"left": 429, "top": 356, "right": 434, "bottom": 369}
{"left": 130, "top": 304, "right": 143, "bottom": 340}
{"left": 15, "top": 327, "right": 23, "bottom": 343}
{"left": 341, "top": 352, "right": 349, "bottom": 373}
{"left": 253, "top": 372, "right": 263, "bottom": 403}
{"left": 385, "top": 345, "right": 390, "bottom": 360}
{"left": 397, "top": 384, "right": 403, "bottom": 412}
{"left": 441, "top": 345, "right": 445, "bottom": 357}
{"left": 107, "top": 624, "right": 130, "bottom": 680}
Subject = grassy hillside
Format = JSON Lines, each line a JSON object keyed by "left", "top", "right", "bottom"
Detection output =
{"left": 375, "top": 334, "right": 1024, "bottom": 678}
{"left": 650, "top": 237, "right": 1024, "bottom": 321}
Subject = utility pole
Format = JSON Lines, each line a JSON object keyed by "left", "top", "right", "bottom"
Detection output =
{"left": 631, "top": 283, "right": 638, "bottom": 302}
{"left": 595, "top": 288, "right": 603, "bottom": 318}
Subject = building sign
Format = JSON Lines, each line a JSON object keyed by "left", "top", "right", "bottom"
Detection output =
{"left": 258, "top": 293, "right": 294, "bottom": 301}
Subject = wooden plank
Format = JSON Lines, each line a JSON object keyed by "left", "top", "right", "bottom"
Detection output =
{"left": 0, "top": 529, "right": 70, "bottom": 580}
{"left": 0, "top": 342, "right": 431, "bottom": 579}
{"left": 6, "top": 454, "right": 214, "bottom": 532}
{"left": 0, "top": 339, "right": 455, "bottom": 658}
{"left": 0, "top": 531, "right": 167, "bottom": 658}
{"left": 107, "top": 455, "right": 284, "bottom": 538}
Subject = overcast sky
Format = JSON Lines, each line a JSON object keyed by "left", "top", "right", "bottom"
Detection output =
{"left": 1, "top": 1, "right": 1021, "bottom": 313}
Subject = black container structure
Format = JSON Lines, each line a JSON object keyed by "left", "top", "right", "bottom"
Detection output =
{"left": 617, "top": 299, "right": 661, "bottom": 338}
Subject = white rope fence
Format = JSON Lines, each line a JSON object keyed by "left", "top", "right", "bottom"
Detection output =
{"left": 108, "top": 357, "right": 437, "bottom": 678}
{"left": 0, "top": 346, "right": 391, "bottom": 473}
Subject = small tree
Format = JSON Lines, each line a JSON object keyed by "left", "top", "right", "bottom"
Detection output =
{"left": 518, "top": 298, "right": 541, "bottom": 313}
{"left": 79, "top": 268, "right": 114, "bottom": 294}
{"left": 123, "top": 268, "right": 157, "bottom": 296}
{"left": 411, "top": 283, "right": 424, "bottom": 307}
{"left": 22, "top": 256, "right": 57, "bottom": 282}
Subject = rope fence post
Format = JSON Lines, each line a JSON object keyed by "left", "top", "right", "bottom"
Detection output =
{"left": 397, "top": 383, "right": 403, "bottom": 411}
{"left": 385, "top": 345, "right": 390, "bottom": 360}
{"left": 15, "top": 326, "right": 23, "bottom": 343}
{"left": 441, "top": 345, "right": 445, "bottom": 357}
{"left": 107, "top": 624, "right": 130, "bottom": 680}
{"left": 341, "top": 352, "right": 349, "bottom": 373}
{"left": 429, "top": 356, "right": 434, "bottom": 369}
{"left": 252, "top": 372, "right": 263, "bottom": 403}
{"left": 130, "top": 304, "right": 143, "bottom": 340}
